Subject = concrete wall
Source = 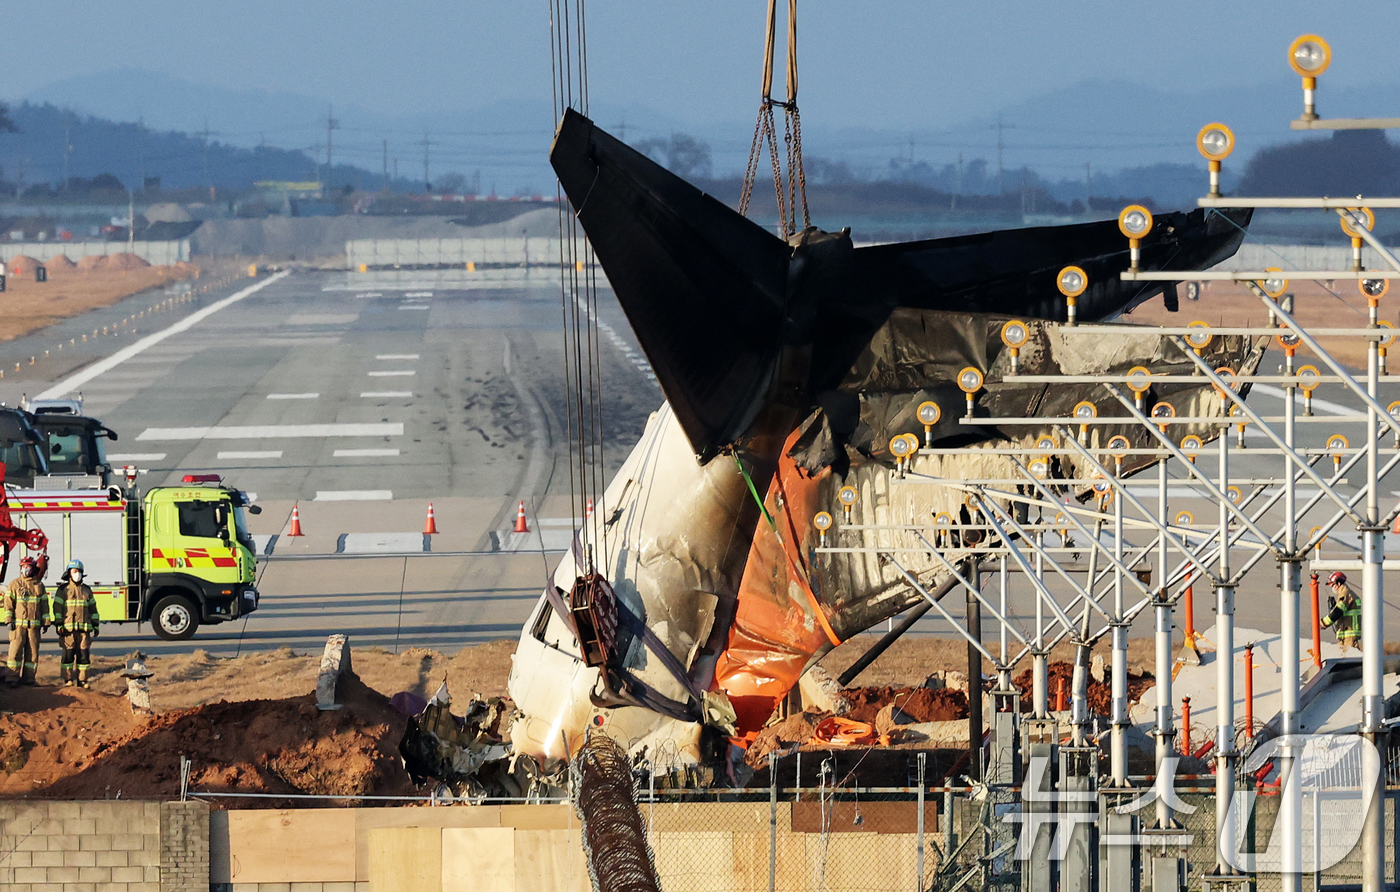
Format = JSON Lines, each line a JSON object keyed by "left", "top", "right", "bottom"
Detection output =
{"left": 344, "top": 237, "right": 591, "bottom": 270}
{"left": 0, "top": 240, "right": 190, "bottom": 266}
{"left": 0, "top": 800, "right": 207, "bottom": 892}
{"left": 210, "top": 802, "right": 937, "bottom": 892}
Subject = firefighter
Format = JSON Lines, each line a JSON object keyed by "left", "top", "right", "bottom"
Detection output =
{"left": 3, "top": 557, "right": 48, "bottom": 686}
{"left": 1321, "top": 571, "right": 1362, "bottom": 650}
{"left": 52, "top": 560, "right": 99, "bottom": 688}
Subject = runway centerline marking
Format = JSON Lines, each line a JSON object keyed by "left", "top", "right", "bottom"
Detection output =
{"left": 266, "top": 393, "right": 319, "bottom": 400}
{"left": 361, "top": 391, "right": 414, "bottom": 398}
{"left": 375, "top": 354, "right": 419, "bottom": 360}
{"left": 1250, "top": 383, "right": 1353, "bottom": 416}
{"left": 108, "top": 453, "right": 166, "bottom": 462}
{"left": 334, "top": 448, "right": 401, "bottom": 457}
{"left": 367, "top": 370, "right": 415, "bottom": 377}
{"left": 316, "top": 490, "right": 393, "bottom": 501}
{"left": 217, "top": 450, "right": 283, "bottom": 460}
{"left": 137, "top": 423, "right": 403, "bottom": 441}
{"left": 36, "top": 269, "right": 292, "bottom": 400}
{"left": 397, "top": 305, "right": 430, "bottom": 311}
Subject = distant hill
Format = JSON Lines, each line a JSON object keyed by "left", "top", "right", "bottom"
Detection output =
{"left": 0, "top": 102, "right": 407, "bottom": 194}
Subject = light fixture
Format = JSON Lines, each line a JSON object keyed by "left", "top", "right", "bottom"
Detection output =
{"left": 813, "top": 510, "right": 833, "bottom": 547}
{"left": 1327, "top": 434, "right": 1349, "bottom": 473}
{"left": 1360, "top": 275, "right": 1389, "bottom": 326}
{"left": 1258, "top": 267, "right": 1289, "bottom": 299}
{"left": 1181, "top": 434, "right": 1204, "bottom": 462}
{"left": 957, "top": 367, "right": 984, "bottom": 417}
{"left": 933, "top": 510, "right": 953, "bottom": 546}
{"left": 1226, "top": 485, "right": 1243, "bottom": 505}
{"left": 1288, "top": 34, "right": 1331, "bottom": 120}
{"left": 1027, "top": 456, "right": 1049, "bottom": 479}
{"left": 1125, "top": 365, "right": 1151, "bottom": 409}
{"left": 917, "top": 400, "right": 942, "bottom": 447}
{"left": 1196, "top": 123, "right": 1235, "bottom": 196}
{"left": 1340, "top": 207, "right": 1375, "bottom": 271}
{"left": 1174, "top": 510, "right": 1194, "bottom": 527}
{"left": 1389, "top": 400, "right": 1400, "bottom": 446}
{"left": 1296, "top": 363, "right": 1320, "bottom": 415}
{"left": 1057, "top": 265, "right": 1088, "bottom": 325}
{"left": 1107, "top": 434, "right": 1130, "bottom": 472}
{"left": 1000, "top": 320, "right": 1030, "bottom": 374}
{"left": 1150, "top": 401, "right": 1176, "bottom": 433}
{"left": 1073, "top": 400, "right": 1097, "bottom": 444}
{"left": 1036, "top": 435, "right": 1056, "bottom": 452}
{"left": 1276, "top": 331, "right": 1300, "bottom": 368}
{"left": 1230, "top": 404, "right": 1248, "bottom": 448}
{"left": 838, "top": 484, "right": 859, "bottom": 523}
{"left": 1118, "top": 205, "right": 1154, "bottom": 271}
{"left": 1309, "top": 525, "right": 1326, "bottom": 557}
{"left": 1185, "top": 320, "right": 1213, "bottom": 356}
{"left": 889, "top": 434, "right": 914, "bottom": 475}
{"left": 1212, "top": 366, "right": 1237, "bottom": 400}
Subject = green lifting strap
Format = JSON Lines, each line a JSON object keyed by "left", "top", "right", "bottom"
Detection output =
{"left": 733, "top": 452, "right": 778, "bottom": 532}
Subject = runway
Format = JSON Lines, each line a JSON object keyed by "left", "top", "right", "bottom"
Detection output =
{"left": 0, "top": 267, "right": 658, "bottom": 657}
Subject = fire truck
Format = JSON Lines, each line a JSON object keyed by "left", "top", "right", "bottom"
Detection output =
{"left": 7, "top": 473, "right": 261, "bottom": 640}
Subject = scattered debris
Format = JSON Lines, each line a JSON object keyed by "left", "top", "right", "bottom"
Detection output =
{"left": 121, "top": 652, "right": 154, "bottom": 714}
{"left": 316, "top": 634, "right": 350, "bottom": 711}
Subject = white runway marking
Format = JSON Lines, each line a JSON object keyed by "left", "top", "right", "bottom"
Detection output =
{"left": 316, "top": 490, "right": 393, "bottom": 501}
{"left": 108, "top": 453, "right": 166, "bottom": 462}
{"left": 334, "top": 448, "right": 401, "bottom": 457}
{"left": 137, "top": 423, "right": 403, "bottom": 441}
{"left": 367, "top": 370, "right": 415, "bottom": 377}
{"left": 398, "top": 305, "right": 430, "bottom": 311}
{"left": 287, "top": 313, "right": 359, "bottom": 325}
{"left": 404, "top": 291, "right": 434, "bottom": 298}
{"left": 1250, "top": 384, "right": 1354, "bottom": 416}
{"left": 361, "top": 391, "right": 414, "bottom": 398}
{"left": 218, "top": 450, "right": 283, "bottom": 460}
{"left": 36, "top": 270, "right": 292, "bottom": 400}
{"left": 338, "top": 532, "right": 426, "bottom": 554}
{"left": 256, "top": 336, "right": 341, "bottom": 347}
{"left": 375, "top": 354, "right": 419, "bottom": 360}
{"left": 266, "top": 393, "right": 319, "bottom": 400}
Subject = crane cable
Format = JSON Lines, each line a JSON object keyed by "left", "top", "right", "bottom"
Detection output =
{"left": 549, "top": 0, "right": 609, "bottom": 574}
{"left": 739, "top": 0, "right": 809, "bottom": 238}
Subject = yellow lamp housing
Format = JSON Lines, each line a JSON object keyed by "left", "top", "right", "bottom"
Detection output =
{"left": 957, "top": 366, "right": 984, "bottom": 417}
{"left": 889, "top": 434, "right": 913, "bottom": 467}
{"left": 1258, "top": 267, "right": 1289, "bottom": 299}
{"left": 1387, "top": 399, "right": 1400, "bottom": 420}
{"left": 838, "top": 485, "right": 859, "bottom": 507}
{"left": 933, "top": 511, "right": 953, "bottom": 529}
{"left": 1196, "top": 123, "right": 1235, "bottom": 194}
{"left": 1185, "top": 321, "right": 1214, "bottom": 354}
{"left": 1296, "top": 364, "right": 1321, "bottom": 393}
{"left": 1057, "top": 265, "right": 1088, "bottom": 324}
{"left": 1289, "top": 35, "right": 1331, "bottom": 120}
{"left": 1180, "top": 434, "right": 1204, "bottom": 460}
{"left": 1340, "top": 207, "right": 1375, "bottom": 239}
{"left": 1073, "top": 400, "right": 1097, "bottom": 421}
{"left": 1126, "top": 366, "right": 1152, "bottom": 396}
{"left": 1118, "top": 205, "right": 1153, "bottom": 269}
{"left": 1036, "top": 435, "right": 1056, "bottom": 452}
{"left": 917, "top": 400, "right": 941, "bottom": 446}
{"left": 1054, "top": 511, "right": 1067, "bottom": 527}
{"left": 1226, "top": 485, "right": 1243, "bottom": 505}
{"left": 1000, "top": 320, "right": 1030, "bottom": 374}
{"left": 1174, "top": 510, "right": 1194, "bottom": 527}
{"left": 1107, "top": 434, "right": 1130, "bottom": 469}
{"left": 1360, "top": 277, "right": 1390, "bottom": 301}
{"left": 1028, "top": 456, "right": 1049, "bottom": 479}
{"left": 1150, "top": 401, "right": 1176, "bottom": 432}
{"left": 813, "top": 511, "right": 833, "bottom": 531}
{"left": 1327, "top": 434, "right": 1349, "bottom": 459}
{"left": 1212, "top": 366, "right": 1238, "bottom": 399}
{"left": 1276, "top": 331, "right": 1300, "bottom": 358}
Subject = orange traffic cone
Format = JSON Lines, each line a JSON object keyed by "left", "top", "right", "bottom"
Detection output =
{"left": 287, "top": 503, "right": 304, "bottom": 537}
{"left": 513, "top": 500, "right": 530, "bottom": 534}
{"left": 585, "top": 498, "right": 594, "bottom": 520}
{"left": 424, "top": 502, "right": 438, "bottom": 535}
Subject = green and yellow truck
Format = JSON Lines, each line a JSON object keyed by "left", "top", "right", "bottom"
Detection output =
{"left": 9, "top": 474, "right": 261, "bottom": 640}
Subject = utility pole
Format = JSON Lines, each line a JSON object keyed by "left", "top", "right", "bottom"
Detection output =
{"left": 62, "top": 125, "right": 71, "bottom": 192}
{"left": 198, "top": 120, "right": 213, "bottom": 190}
{"left": 325, "top": 105, "right": 339, "bottom": 186}
{"left": 382, "top": 139, "right": 389, "bottom": 191}
{"left": 991, "top": 116, "right": 1013, "bottom": 195}
{"left": 420, "top": 132, "right": 434, "bottom": 192}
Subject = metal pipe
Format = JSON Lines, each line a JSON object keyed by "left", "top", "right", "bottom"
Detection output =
{"left": 836, "top": 572, "right": 962, "bottom": 686}
{"left": 1180, "top": 697, "right": 1191, "bottom": 756}
{"left": 1360, "top": 331, "right": 1386, "bottom": 892}
{"left": 1243, "top": 643, "right": 1255, "bottom": 738}
{"left": 1110, "top": 479, "right": 1128, "bottom": 786}
{"left": 1214, "top": 432, "right": 1239, "bottom": 876}
{"left": 1281, "top": 371, "right": 1303, "bottom": 892}
{"left": 1310, "top": 573, "right": 1322, "bottom": 671}
{"left": 967, "top": 568, "right": 983, "bottom": 781}
{"left": 1033, "top": 529, "right": 1048, "bottom": 720}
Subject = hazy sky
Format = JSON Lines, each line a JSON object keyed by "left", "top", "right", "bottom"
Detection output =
{"left": 7, "top": 1, "right": 1400, "bottom": 129}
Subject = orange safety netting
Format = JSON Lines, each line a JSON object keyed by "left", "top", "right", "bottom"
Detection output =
{"left": 808, "top": 716, "right": 879, "bottom": 747}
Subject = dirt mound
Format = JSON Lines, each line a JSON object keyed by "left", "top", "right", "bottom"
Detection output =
{"left": 1010, "top": 660, "right": 1155, "bottom": 714}
{"left": 0, "top": 685, "right": 145, "bottom": 796}
{"left": 45, "top": 254, "right": 77, "bottom": 274}
{"left": 104, "top": 252, "right": 151, "bottom": 271}
{"left": 75, "top": 254, "right": 106, "bottom": 271}
{"left": 6, "top": 255, "right": 41, "bottom": 275}
{"left": 842, "top": 685, "right": 968, "bottom": 724}
{"left": 39, "top": 673, "right": 414, "bottom": 802}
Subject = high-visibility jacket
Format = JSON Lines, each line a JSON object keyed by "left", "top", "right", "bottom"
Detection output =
{"left": 2, "top": 577, "right": 48, "bottom": 628}
{"left": 51, "top": 581, "right": 99, "bottom": 633}
{"left": 1322, "top": 583, "right": 1361, "bottom": 640}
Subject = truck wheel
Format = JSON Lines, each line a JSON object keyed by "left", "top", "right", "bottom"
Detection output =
{"left": 152, "top": 595, "right": 199, "bottom": 641}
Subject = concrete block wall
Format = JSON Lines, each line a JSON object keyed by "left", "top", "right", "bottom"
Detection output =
{"left": 160, "top": 802, "right": 210, "bottom": 892}
{"left": 0, "top": 800, "right": 164, "bottom": 891}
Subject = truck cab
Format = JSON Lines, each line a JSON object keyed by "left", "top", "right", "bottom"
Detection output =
{"left": 0, "top": 409, "right": 50, "bottom": 488}
{"left": 142, "top": 476, "right": 260, "bottom": 639}
{"left": 30, "top": 413, "right": 116, "bottom": 489}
